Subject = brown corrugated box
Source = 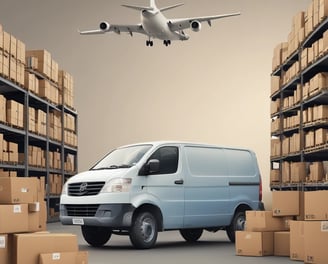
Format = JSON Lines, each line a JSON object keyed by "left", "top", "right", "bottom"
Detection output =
{"left": 39, "top": 251, "right": 88, "bottom": 264}
{"left": 272, "top": 191, "right": 303, "bottom": 217}
{"left": 290, "top": 220, "right": 305, "bottom": 261}
{"left": 13, "top": 233, "right": 79, "bottom": 264}
{"left": 0, "top": 204, "right": 29, "bottom": 233}
{"left": 0, "top": 177, "right": 38, "bottom": 204}
{"left": 304, "top": 191, "right": 328, "bottom": 220}
{"left": 246, "top": 211, "right": 289, "bottom": 232}
{"left": 274, "top": 231, "right": 290, "bottom": 256}
{"left": 0, "top": 234, "right": 10, "bottom": 264}
{"left": 236, "top": 231, "right": 274, "bottom": 257}
{"left": 304, "top": 221, "right": 328, "bottom": 264}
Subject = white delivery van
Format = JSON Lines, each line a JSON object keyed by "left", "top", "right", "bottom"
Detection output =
{"left": 60, "top": 141, "right": 264, "bottom": 249}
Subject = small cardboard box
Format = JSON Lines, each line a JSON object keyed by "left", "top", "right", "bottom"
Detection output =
{"left": 274, "top": 231, "right": 290, "bottom": 256}
{"left": 272, "top": 191, "right": 301, "bottom": 216}
{"left": 236, "top": 231, "right": 274, "bottom": 256}
{"left": 0, "top": 234, "right": 10, "bottom": 264}
{"left": 39, "top": 251, "right": 88, "bottom": 264}
{"left": 304, "top": 221, "right": 328, "bottom": 264}
{"left": 0, "top": 177, "right": 38, "bottom": 203}
{"left": 304, "top": 191, "right": 328, "bottom": 220}
{"left": 28, "top": 201, "right": 47, "bottom": 232}
{"left": 13, "top": 233, "right": 78, "bottom": 264}
{"left": 0, "top": 204, "right": 28, "bottom": 233}
{"left": 246, "top": 211, "right": 289, "bottom": 232}
{"left": 290, "top": 221, "right": 304, "bottom": 261}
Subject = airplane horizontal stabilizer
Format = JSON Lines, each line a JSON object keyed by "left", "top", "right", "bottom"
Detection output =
{"left": 160, "top": 3, "right": 184, "bottom": 12}
{"left": 121, "top": 4, "right": 153, "bottom": 11}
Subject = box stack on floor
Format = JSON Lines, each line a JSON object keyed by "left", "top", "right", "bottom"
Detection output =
{"left": 236, "top": 190, "right": 328, "bottom": 264}
{"left": 0, "top": 174, "right": 88, "bottom": 264}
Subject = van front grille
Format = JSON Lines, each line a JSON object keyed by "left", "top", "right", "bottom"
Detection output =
{"left": 68, "top": 181, "right": 105, "bottom": 196}
{"left": 65, "top": 204, "right": 99, "bottom": 217}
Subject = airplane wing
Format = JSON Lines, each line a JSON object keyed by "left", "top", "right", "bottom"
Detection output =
{"left": 167, "top": 12, "right": 241, "bottom": 31}
{"left": 79, "top": 24, "right": 147, "bottom": 37}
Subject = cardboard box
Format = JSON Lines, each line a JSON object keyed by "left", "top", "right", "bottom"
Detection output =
{"left": 13, "top": 233, "right": 78, "bottom": 264}
{"left": 274, "top": 231, "right": 290, "bottom": 256}
{"left": 246, "top": 211, "right": 289, "bottom": 232}
{"left": 272, "top": 191, "right": 301, "bottom": 216}
{"left": 304, "top": 221, "right": 328, "bottom": 264}
{"left": 290, "top": 221, "right": 304, "bottom": 261}
{"left": 290, "top": 162, "right": 307, "bottom": 183}
{"left": 236, "top": 231, "right": 273, "bottom": 256}
{"left": 0, "top": 204, "right": 28, "bottom": 233}
{"left": 0, "top": 177, "right": 38, "bottom": 203}
{"left": 309, "top": 162, "right": 324, "bottom": 182}
{"left": 28, "top": 201, "right": 47, "bottom": 232}
{"left": 305, "top": 191, "right": 328, "bottom": 220}
{"left": 39, "top": 251, "right": 88, "bottom": 264}
{"left": 0, "top": 234, "right": 10, "bottom": 264}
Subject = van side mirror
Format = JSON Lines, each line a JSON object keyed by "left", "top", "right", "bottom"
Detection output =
{"left": 139, "top": 159, "right": 160, "bottom": 175}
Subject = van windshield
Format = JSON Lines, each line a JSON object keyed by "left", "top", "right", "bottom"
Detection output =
{"left": 91, "top": 145, "right": 152, "bottom": 170}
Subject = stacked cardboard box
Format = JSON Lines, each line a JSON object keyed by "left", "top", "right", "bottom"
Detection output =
{"left": 0, "top": 174, "right": 88, "bottom": 264}
{"left": 59, "top": 70, "right": 74, "bottom": 109}
{"left": 49, "top": 111, "right": 62, "bottom": 142}
{"left": 0, "top": 24, "right": 25, "bottom": 86}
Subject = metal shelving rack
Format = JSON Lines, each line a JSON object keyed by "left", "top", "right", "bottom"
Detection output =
{"left": 271, "top": 17, "right": 328, "bottom": 191}
{"left": 0, "top": 73, "right": 78, "bottom": 222}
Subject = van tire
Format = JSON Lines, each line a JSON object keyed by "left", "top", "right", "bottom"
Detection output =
{"left": 129, "top": 211, "right": 158, "bottom": 249}
{"left": 226, "top": 210, "right": 246, "bottom": 243}
{"left": 180, "top": 229, "right": 203, "bottom": 242}
{"left": 81, "top": 226, "right": 112, "bottom": 247}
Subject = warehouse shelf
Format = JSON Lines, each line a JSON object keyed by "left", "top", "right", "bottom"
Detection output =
{"left": 270, "top": 14, "right": 328, "bottom": 191}
{"left": 0, "top": 65, "right": 78, "bottom": 222}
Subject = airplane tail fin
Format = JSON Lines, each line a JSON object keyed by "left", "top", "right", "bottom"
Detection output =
{"left": 122, "top": 1, "right": 183, "bottom": 12}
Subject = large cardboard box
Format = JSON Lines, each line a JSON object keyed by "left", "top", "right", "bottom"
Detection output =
{"left": 13, "top": 233, "right": 78, "bottom": 264}
{"left": 246, "top": 211, "right": 289, "bottom": 232}
{"left": 272, "top": 191, "right": 301, "bottom": 216}
{"left": 0, "top": 204, "right": 28, "bottom": 233}
{"left": 236, "top": 231, "right": 274, "bottom": 256}
{"left": 304, "top": 191, "right": 328, "bottom": 220}
{"left": 39, "top": 251, "right": 88, "bottom": 264}
{"left": 0, "top": 234, "right": 10, "bottom": 264}
{"left": 304, "top": 221, "right": 328, "bottom": 264}
{"left": 274, "top": 231, "right": 290, "bottom": 256}
{"left": 0, "top": 177, "right": 38, "bottom": 203}
{"left": 290, "top": 221, "right": 305, "bottom": 261}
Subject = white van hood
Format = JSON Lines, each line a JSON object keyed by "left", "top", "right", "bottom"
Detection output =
{"left": 67, "top": 168, "right": 134, "bottom": 183}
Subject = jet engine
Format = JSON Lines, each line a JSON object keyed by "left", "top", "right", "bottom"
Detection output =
{"left": 190, "top": 20, "right": 201, "bottom": 32}
{"left": 99, "top": 21, "right": 110, "bottom": 31}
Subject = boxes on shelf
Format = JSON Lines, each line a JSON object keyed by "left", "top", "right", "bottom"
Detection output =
{"left": 26, "top": 50, "right": 52, "bottom": 79}
{"left": 0, "top": 95, "right": 6, "bottom": 123}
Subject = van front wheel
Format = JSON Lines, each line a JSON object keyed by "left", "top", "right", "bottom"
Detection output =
{"left": 226, "top": 210, "right": 246, "bottom": 243}
{"left": 180, "top": 229, "right": 203, "bottom": 242}
{"left": 129, "top": 211, "right": 158, "bottom": 249}
{"left": 81, "top": 226, "right": 112, "bottom": 247}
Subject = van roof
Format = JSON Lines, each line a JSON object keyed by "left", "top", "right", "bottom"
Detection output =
{"left": 118, "top": 141, "right": 253, "bottom": 152}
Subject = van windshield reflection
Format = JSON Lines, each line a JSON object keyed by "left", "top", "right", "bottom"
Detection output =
{"left": 91, "top": 145, "right": 152, "bottom": 170}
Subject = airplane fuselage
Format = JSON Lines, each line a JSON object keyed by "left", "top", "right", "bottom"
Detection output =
{"left": 141, "top": 10, "right": 188, "bottom": 41}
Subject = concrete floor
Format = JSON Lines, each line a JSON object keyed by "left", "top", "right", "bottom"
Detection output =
{"left": 47, "top": 222, "right": 295, "bottom": 264}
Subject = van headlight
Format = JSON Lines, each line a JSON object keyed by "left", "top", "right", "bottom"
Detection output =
{"left": 101, "top": 178, "right": 132, "bottom": 193}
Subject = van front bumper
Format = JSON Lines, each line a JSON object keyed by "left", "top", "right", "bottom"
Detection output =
{"left": 60, "top": 203, "right": 136, "bottom": 228}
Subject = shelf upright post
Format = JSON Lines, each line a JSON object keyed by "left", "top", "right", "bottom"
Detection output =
{"left": 24, "top": 91, "right": 29, "bottom": 177}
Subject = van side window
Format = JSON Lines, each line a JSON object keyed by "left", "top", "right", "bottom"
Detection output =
{"left": 149, "top": 147, "right": 179, "bottom": 174}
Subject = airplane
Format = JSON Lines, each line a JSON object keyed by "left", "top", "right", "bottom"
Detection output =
{"left": 79, "top": 0, "right": 241, "bottom": 46}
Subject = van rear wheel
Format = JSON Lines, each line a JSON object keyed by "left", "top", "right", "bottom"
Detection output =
{"left": 180, "top": 229, "right": 203, "bottom": 242}
{"left": 81, "top": 226, "right": 112, "bottom": 247}
{"left": 129, "top": 211, "right": 158, "bottom": 249}
{"left": 226, "top": 210, "right": 246, "bottom": 243}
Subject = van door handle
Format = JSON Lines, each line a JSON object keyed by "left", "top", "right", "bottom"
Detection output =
{"left": 174, "top": 179, "right": 184, "bottom": 185}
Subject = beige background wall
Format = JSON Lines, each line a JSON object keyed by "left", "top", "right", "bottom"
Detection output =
{"left": 0, "top": 0, "right": 310, "bottom": 206}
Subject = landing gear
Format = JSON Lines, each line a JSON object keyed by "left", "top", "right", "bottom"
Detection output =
{"left": 163, "top": 40, "right": 171, "bottom": 46}
{"left": 146, "top": 40, "right": 153, "bottom": 47}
